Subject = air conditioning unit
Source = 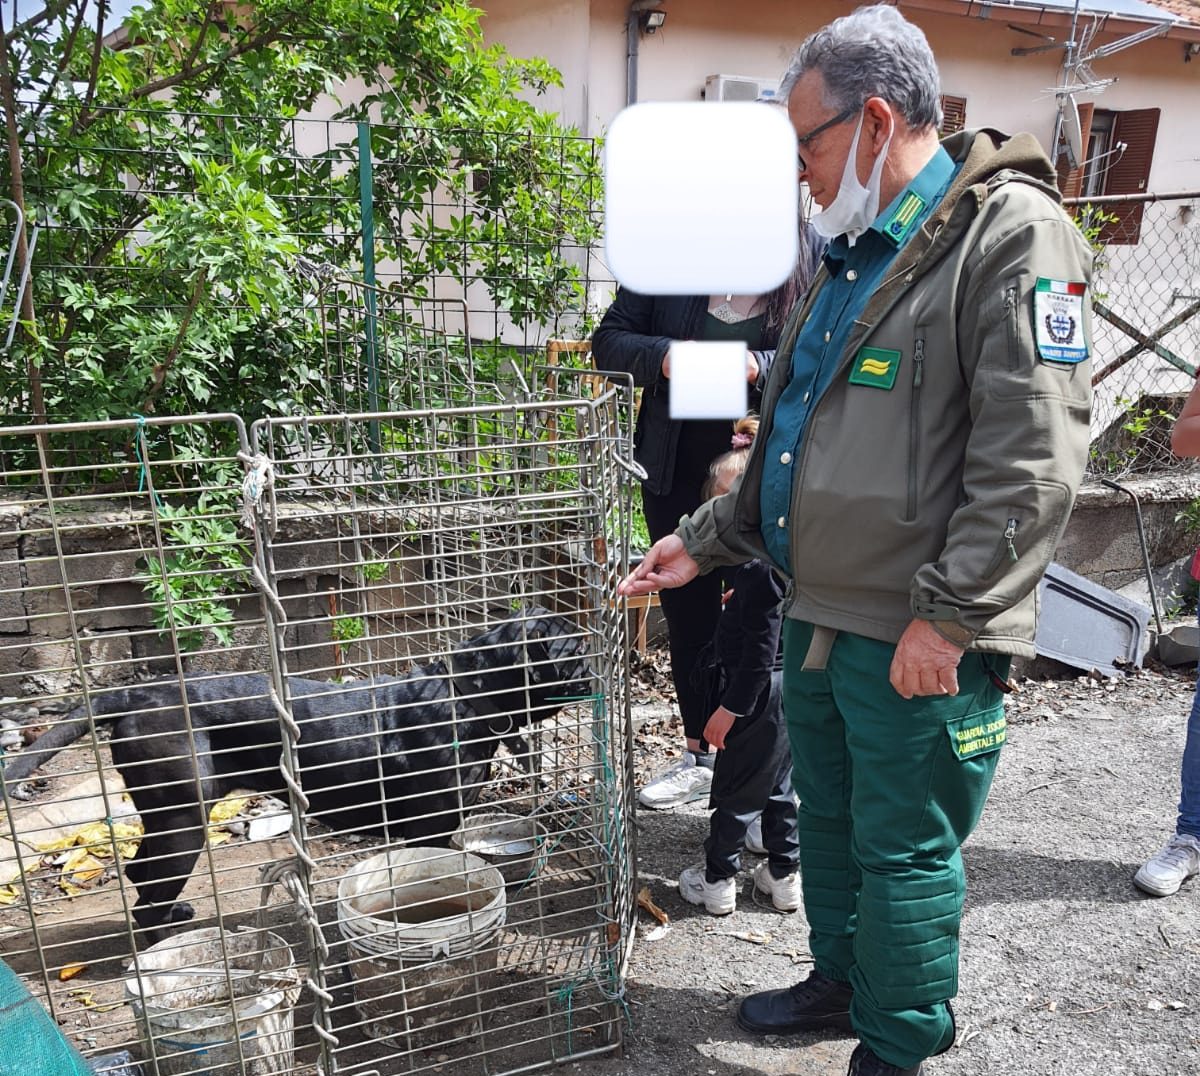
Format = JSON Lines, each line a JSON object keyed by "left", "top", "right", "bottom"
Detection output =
{"left": 703, "top": 74, "right": 779, "bottom": 103}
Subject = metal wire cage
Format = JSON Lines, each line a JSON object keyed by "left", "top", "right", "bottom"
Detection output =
{"left": 0, "top": 358, "right": 639, "bottom": 1075}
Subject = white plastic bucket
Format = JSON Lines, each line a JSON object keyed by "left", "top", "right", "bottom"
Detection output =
{"left": 124, "top": 928, "right": 300, "bottom": 1076}
{"left": 337, "top": 846, "right": 506, "bottom": 1045}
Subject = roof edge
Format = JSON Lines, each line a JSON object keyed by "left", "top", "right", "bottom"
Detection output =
{"left": 895, "top": 0, "right": 1200, "bottom": 42}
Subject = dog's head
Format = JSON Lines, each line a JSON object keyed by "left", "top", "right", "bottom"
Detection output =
{"left": 448, "top": 606, "right": 593, "bottom": 731}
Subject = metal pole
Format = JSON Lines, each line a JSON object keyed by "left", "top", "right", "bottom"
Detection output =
{"left": 358, "top": 120, "right": 382, "bottom": 458}
{"left": 1101, "top": 478, "right": 1164, "bottom": 635}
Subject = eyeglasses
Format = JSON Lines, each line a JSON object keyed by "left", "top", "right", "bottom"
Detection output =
{"left": 795, "top": 106, "right": 858, "bottom": 171}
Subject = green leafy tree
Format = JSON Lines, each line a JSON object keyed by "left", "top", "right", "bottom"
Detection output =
{"left": 0, "top": 0, "right": 600, "bottom": 430}
{"left": 0, "top": 0, "right": 601, "bottom": 651}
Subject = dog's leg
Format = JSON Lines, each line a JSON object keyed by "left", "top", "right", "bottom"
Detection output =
{"left": 126, "top": 803, "right": 207, "bottom": 938}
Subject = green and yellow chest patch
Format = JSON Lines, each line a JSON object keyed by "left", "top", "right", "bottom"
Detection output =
{"left": 848, "top": 346, "right": 901, "bottom": 390}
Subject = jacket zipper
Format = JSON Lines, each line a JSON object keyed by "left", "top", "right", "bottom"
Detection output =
{"left": 1004, "top": 284, "right": 1020, "bottom": 370}
{"left": 906, "top": 337, "right": 926, "bottom": 521}
{"left": 985, "top": 517, "right": 1021, "bottom": 578}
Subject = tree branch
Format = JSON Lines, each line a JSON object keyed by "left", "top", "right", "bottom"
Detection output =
{"left": 179, "top": 2, "right": 220, "bottom": 79}
{"left": 31, "top": 0, "right": 90, "bottom": 126}
{"left": 74, "top": 26, "right": 288, "bottom": 134}
{"left": 129, "top": 28, "right": 286, "bottom": 102}
{"left": 0, "top": 2, "right": 45, "bottom": 422}
{"left": 68, "top": 0, "right": 108, "bottom": 140}
{"left": 140, "top": 268, "right": 208, "bottom": 414}
{"left": 4, "top": 0, "right": 74, "bottom": 45}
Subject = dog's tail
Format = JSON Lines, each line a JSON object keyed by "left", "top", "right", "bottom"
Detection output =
{"left": 2, "top": 701, "right": 105, "bottom": 790}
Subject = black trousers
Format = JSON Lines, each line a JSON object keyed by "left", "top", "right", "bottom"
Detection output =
{"left": 703, "top": 670, "right": 799, "bottom": 880}
{"left": 641, "top": 477, "right": 725, "bottom": 742}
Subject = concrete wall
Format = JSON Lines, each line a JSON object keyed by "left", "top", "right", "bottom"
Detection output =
{"left": 1057, "top": 474, "right": 1200, "bottom": 593}
{"left": 6, "top": 473, "right": 1196, "bottom": 700}
{"left": 478, "top": 0, "right": 1200, "bottom": 191}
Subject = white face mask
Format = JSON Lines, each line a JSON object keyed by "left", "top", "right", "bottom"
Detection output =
{"left": 810, "top": 110, "right": 892, "bottom": 247}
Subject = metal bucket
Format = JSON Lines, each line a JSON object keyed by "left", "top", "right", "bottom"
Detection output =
{"left": 124, "top": 928, "right": 300, "bottom": 1076}
{"left": 336, "top": 846, "right": 506, "bottom": 1046}
{"left": 450, "top": 811, "right": 549, "bottom": 887}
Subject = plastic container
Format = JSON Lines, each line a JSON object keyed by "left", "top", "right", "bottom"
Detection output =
{"left": 337, "top": 846, "right": 506, "bottom": 1045}
{"left": 87, "top": 1050, "right": 144, "bottom": 1075}
{"left": 450, "top": 811, "right": 549, "bottom": 887}
{"left": 124, "top": 928, "right": 300, "bottom": 1076}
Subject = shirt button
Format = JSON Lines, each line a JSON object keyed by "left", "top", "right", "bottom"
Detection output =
{"left": 846, "top": 269, "right": 858, "bottom": 281}
{"left": 802, "top": 391, "right": 810, "bottom": 403}
{"left": 824, "top": 331, "right": 831, "bottom": 342}
{"left": 777, "top": 516, "right": 787, "bottom": 528}
{"left": 780, "top": 451, "right": 792, "bottom": 465}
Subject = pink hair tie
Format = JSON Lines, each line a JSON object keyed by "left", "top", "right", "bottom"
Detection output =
{"left": 730, "top": 432, "right": 754, "bottom": 449}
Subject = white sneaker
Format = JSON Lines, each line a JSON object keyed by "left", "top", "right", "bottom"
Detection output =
{"left": 637, "top": 754, "right": 713, "bottom": 809}
{"left": 679, "top": 864, "right": 736, "bottom": 915}
{"left": 1134, "top": 833, "right": 1200, "bottom": 897}
{"left": 753, "top": 861, "right": 802, "bottom": 912}
{"left": 745, "top": 813, "right": 766, "bottom": 855}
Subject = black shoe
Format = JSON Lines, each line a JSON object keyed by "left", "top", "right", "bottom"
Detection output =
{"left": 847, "top": 1042, "right": 923, "bottom": 1076}
{"left": 736, "top": 969, "right": 854, "bottom": 1035}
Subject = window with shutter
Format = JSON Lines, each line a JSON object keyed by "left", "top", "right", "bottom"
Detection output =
{"left": 1100, "top": 107, "right": 1160, "bottom": 245}
{"left": 1060, "top": 106, "right": 1159, "bottom": 245}
{"left": 939, "top": 94, "right": 966, "bottom": 136}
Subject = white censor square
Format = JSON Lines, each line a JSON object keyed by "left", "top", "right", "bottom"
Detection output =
{"left": 668, "top": 341, "right": 748, "bottom": 420}
{"left": 605, "top": 102, "right": 799, "bottom": 295}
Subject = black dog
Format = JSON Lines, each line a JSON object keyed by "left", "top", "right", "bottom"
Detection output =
{"left": 3, "top": 607, "right": 590, "bottom": 937}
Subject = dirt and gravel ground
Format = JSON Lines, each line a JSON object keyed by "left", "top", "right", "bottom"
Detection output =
{"left": 4, "top": 650, "right": 1198, "bottom": 1075}
{"left": 574, "top": 650, "right": 1200, "bottom": 1076}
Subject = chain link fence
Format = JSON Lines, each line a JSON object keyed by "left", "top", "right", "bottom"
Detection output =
{"left": 1069, "top": 191, "right": 1200, "bottom": 480}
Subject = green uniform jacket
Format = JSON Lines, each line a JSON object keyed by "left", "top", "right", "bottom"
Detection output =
{"left": 677, "top": 128, "right": 1093, "bottom": 659}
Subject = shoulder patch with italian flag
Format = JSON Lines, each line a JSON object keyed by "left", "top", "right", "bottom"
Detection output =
{"left": 848, "top": 347, "right": 901, "bottom": 390}
{"left": 1034, "top": 279, "right": 1089, "bottom": 364}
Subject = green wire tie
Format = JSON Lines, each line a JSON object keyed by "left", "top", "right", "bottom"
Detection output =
{"left": 132, "top": 414, "right": 164, "bottom": 508}
{"left": 554, "top": 979, "right": 578, "bottom": 1053}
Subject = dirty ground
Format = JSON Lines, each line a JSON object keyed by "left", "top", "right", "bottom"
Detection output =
{"left": 576, "top": 650, "right": 1200, "bottom": 1076}
{"left": 2, "top": 652, "right": 1197, "bottom": 1076}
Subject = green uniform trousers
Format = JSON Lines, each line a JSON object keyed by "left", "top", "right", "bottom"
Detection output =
{"left": 782, "top": 619, "right": 1009, "bottom": 1070}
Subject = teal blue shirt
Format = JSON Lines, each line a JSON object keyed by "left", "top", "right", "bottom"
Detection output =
{"left": 760, "top": 147, "right": 959, "bottom": 573}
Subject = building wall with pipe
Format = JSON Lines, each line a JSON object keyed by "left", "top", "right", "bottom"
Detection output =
{"left": 477, "top": 0, "right": 1200, "bottom": 192}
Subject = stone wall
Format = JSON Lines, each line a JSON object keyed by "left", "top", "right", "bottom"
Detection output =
{"left": 1055, "top": 475, "right": 1200, "bottom": 592}
{"left": 6, "top": 475, "right": 1196, "bottom": 701}
{"left": 0, "top": 497, "right": 598, "bottom": 700}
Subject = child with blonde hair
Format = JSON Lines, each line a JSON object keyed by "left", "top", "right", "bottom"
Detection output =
{"left": 679, "top": 416, "right": 801, "bottom": 914}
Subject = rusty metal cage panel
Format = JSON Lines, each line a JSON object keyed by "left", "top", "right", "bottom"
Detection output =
{"left": 0, "top": 383, "right": 637, "bottom": 1076}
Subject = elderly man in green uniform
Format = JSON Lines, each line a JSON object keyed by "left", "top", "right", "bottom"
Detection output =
{"left": 620, "top": 6, "right": 1092, "bottom": 1076}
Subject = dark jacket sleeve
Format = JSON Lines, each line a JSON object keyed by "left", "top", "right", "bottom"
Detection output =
{"left": 748, "top": 349, "right": 777, "bottom": 395}
{"left": 719, "top": 562, "right": 785, "bottom": 716}
{"left": 591, "top": 288, "right": 672, "bottom": 388}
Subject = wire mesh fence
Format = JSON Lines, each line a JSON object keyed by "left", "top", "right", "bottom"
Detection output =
{"left": 2, "top": 109, "right": 606, "bottom": 431}
{"left": 1070, "top": 191, "right": 1200, "bottom": 480}
{"left": 0, "top": 373, "right": 639, "bottom": 1075}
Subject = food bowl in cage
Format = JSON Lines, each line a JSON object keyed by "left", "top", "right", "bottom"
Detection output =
{"left": 450, "top": 811, "right": 549, "bottom": 887}
{"left": 336, "top": 846, "right": 507, "bottom": 1046}
{"left": 124, "top": 927, "right": 300, "bottom": 1076}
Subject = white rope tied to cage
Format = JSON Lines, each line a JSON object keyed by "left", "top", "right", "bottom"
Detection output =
{"left": 239, "top": 453, "right": 277, "bottom": 533}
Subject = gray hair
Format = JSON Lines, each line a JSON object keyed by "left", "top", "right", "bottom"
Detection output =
{"left": 780, "top": 5, "right": 943, "bottom": 130}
